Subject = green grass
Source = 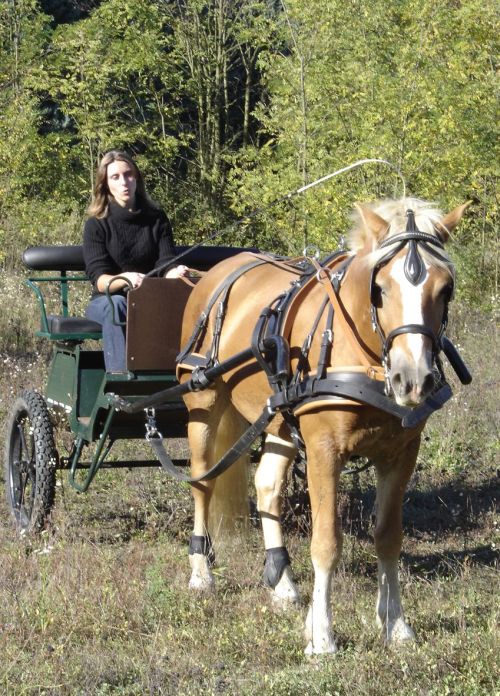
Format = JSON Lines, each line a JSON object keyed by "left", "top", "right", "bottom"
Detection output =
{"left": 0, "top": 283, "right": 498, "bottom": 695}
{"left": 0, "top": 490, "right": 497, "bottom": 695}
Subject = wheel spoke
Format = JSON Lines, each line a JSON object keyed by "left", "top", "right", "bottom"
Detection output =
{"left": 13, "top": 420, "right": 35, "bottom": 514}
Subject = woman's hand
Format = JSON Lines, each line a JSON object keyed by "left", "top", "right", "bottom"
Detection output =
{"left": 120, "top": 271, "right": 145, "bottom": 288}
{"left": 165, "top": 265, "right": 189, "bottom": 279}
{"left": 99, "top": 272, "right": 145, "bottom": 293}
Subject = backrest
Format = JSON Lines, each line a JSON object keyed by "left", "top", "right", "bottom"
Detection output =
{"left": 22, "top": 244, "right": 257, "bottom": 273}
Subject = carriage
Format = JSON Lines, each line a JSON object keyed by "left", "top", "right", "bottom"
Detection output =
{"left": 4, "top": 243, "right": 254, "bottom": 532}
{"left": 4, "top": 197, "right": 472, "bottom": 654}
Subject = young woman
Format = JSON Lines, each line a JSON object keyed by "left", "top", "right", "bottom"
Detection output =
{"left": 83, "top": 150, "right": 187, "bottom": 372}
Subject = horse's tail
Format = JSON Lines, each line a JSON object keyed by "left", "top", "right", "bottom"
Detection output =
{"left": 208, "top": 402, "right": 250, "bottom": 536}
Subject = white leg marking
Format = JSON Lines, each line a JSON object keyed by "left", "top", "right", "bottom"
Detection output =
{"left": 256, "top": 435, "right": 301, "bottom": 607}
{"left": 304, "top": 566, "right": 337, "bottom": 655}
{"left": 255, "top": 436, "right": 293, "bottom": 551}
{"left": 189, "top": 553, "right": 215, "bottom": 592}
{"left": 376, "top": 559, "right": 415, "bottom": 643}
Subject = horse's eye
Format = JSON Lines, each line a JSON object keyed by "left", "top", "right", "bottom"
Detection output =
{"left": 371, "top": 283, "right": 385, "bottom": 307}
{"left": 441, "top": 284, "right": 454, "bottom": 302}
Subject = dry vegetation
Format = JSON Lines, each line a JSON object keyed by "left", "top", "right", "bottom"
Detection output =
{"left": 0, "top": 274, "right": 498, "bottom": 695}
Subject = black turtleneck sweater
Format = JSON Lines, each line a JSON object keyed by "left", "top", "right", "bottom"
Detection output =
{"left": 83, "top": 198, "right": 175, "bottom": 297}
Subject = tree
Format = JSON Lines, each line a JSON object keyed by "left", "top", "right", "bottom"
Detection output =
{"left": 227, "top": 0, "right": 497, "bottom": 303}
{"left": 35, "top": 0, "right": 183, "bottom": 201}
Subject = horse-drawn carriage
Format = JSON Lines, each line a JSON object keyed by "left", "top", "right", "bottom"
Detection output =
{"left": 4, "top": 197, "right": 472, "bottom": 654}
{"left": 4, "top": 243, "right": 252, "bottom": 531}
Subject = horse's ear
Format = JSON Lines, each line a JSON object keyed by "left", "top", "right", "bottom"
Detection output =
{"left": 355, "top": 204, "right": 389, "bottom": 243}
{"left": 436, "top": 201, "right": 472, "bottom": 242}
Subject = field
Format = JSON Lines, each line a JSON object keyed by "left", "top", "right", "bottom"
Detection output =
{"left": 0, "top": 280, "right": 498, "bottom": 695}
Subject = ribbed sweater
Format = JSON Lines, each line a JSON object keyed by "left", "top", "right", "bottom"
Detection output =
{"left": 83, "top": 198, "right": 175, "bottom": 296}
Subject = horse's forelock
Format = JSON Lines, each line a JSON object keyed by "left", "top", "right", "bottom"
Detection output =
{"left": 350, "top": 198, "right": 453, "bottom": 273}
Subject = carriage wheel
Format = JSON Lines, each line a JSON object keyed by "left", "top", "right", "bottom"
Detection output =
{"left": 4, "top": 390, "right": 58, "bottom": 532}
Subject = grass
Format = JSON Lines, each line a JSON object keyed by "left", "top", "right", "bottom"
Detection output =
{"left": 0, "top": 275, "right": 498, "bottom": 695}
{"left": 0, "top": 484, "right": 497, "bottom": 695}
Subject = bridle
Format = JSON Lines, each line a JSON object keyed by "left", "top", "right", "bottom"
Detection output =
{"left": 368, "top": 209, "right": 454, "bottom": 392}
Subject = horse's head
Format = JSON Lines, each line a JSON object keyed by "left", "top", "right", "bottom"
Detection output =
{"left": 353, "top": 198, "right": 469, "bottom": 407}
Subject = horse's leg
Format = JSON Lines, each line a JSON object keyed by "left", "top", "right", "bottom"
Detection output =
{"left": 209, "top": 403, "right": 249, "bottom": 535}
{"left": 373, "top": 437, "right": 420, "bottom": 643}
{"left": 255, "top": 433, "right": 300, "bottom": 606}
{"left": 183, "top": 386, "right": 222, "bottom": 592}
{"left": 301, "top": 423, "right": 344, "bottom": 655}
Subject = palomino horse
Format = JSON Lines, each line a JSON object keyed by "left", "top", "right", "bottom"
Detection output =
{"left": 178, "top": 197, "right": 469, "bottom": 654}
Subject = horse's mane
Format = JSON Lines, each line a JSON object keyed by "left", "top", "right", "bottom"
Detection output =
{"left": 350, "top": 197, "right": 454, "bottom": 274}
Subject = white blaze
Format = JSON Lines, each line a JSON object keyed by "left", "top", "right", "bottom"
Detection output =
{"left": 389, "top": 257, "right": 428, "bottom": 365}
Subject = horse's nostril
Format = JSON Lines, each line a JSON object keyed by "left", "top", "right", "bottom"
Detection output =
{"left": 421, "top": 372, "right": 435, "bottom": 396}
{"left": 392, "top": 373, "right": 411, "bottom": 397}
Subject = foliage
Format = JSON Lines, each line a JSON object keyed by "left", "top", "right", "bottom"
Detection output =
{"left": 0, "top": 0, "right": 496, "bottom": 306}
{"left": 226, "top": 0, "right": 498, "bottom": 299}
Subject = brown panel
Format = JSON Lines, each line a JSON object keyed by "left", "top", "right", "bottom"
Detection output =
{"left": 126, "top": 278, "right": 194, "bottom": 371}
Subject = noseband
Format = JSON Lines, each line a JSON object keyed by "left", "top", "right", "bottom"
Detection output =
{"left": 369, "top": 210, "right": 453, "bottom": 386}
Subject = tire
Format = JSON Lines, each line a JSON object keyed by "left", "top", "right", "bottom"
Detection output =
{"left": 4, "top": 390, "right": 58, "bottom": 532}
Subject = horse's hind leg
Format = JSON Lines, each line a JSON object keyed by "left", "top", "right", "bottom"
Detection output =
{"left": 255, "top": 434, "right": 300, "bottom": 606}
{"left": 184, "top": 385, "right": 222, "bottom": 592}
{"left": 185, "top": 384, "right": 249, "bottom": 592}
{"left": 374, "top": 438, "right": 420, "bottom": 644}
{"left": 187, "top": 411, "right": 218, "bottom": 592}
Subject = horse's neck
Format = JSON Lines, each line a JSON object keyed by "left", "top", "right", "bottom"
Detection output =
{"left": 330, "top": 255, "right": 381, "bottom": 367}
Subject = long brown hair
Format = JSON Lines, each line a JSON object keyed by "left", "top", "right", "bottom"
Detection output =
{"left": 87, "top": 150, "right": 152, "bottom": 219}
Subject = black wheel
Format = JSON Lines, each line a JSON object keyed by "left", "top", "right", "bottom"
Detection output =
{"left": 4, "top": 390, "right": 58, "bottom": 532}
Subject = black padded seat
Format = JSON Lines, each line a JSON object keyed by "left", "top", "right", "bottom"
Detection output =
{"left": 45, "top": 314, "right": 102, "bottom": 335}
{"left": 23, "top": 244, "right": 258, "bottom": 273}
{"left": 24, "top": 246, "right": 86, "bottom": 271}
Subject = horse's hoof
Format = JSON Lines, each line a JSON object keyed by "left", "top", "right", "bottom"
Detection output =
{"left": 188, "top": 573, "right": 215, "bottom": 593}
{"left": 383, "top": 617, "right": 416, "bottom": 644}
{"left": 270, "top": 567, "right": 301, "bottom": 609}
{"left": 189, "top": 553, "right": 215, "bottom": 592}
{"left": 304, "top": 638, "right": 338, "bottom": 656}
{"left": 270, "top": 590, "right": 301, "bottom": 610}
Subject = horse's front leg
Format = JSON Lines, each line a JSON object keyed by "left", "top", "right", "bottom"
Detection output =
{"left": 301, "top": 421, "right": 345, "bottom": 654}
{"left": 374, "top": 437, "right": 420, "bottom": 644}
{"left": 255, "top": 433, "right": 300, "bottom": 607}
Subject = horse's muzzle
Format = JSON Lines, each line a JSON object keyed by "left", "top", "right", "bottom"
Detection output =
{"left": 388, "top": 348, "right": 436, "bottom": 407}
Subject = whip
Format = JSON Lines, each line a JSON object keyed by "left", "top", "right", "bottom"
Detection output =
{"left": 149, "top": 157, "right": 406, "bottom": 277}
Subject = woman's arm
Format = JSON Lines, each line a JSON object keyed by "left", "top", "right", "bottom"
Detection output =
{"left": 95, "top": 272, "right": 145, "bottom": 293}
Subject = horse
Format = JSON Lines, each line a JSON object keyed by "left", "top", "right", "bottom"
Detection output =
{"left": 178, "top": 197, "right": 469, "bottom": 655}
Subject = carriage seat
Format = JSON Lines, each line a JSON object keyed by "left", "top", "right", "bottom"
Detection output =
{"left": 45, "top": 314, "right": 102, "bottom": 336}
{"left": 23, "top": 244, "right": 259, "bottom": 273}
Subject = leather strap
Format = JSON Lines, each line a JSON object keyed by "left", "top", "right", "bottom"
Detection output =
{"left": 310, "top": 256, "right": 378, "bottom": 369}
{"left": 147, "top": 404, "right": 275, "bottom": 483}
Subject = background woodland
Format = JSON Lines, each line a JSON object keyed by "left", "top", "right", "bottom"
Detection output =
{"left": 0, "top": 0, "right": 497, "bottom": 308}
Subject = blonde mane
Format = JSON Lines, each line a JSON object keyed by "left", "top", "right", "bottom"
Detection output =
{"left": 350, "top": 197, "right": 454, "bottom": 275}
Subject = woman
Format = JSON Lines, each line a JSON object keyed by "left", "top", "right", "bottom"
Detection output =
{"left": 83, "top": 150, "right": 187, "bottom": 372}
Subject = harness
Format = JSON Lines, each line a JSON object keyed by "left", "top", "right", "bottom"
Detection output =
{"left": 111, "top": 210, "right": 471, "bottom": 483}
